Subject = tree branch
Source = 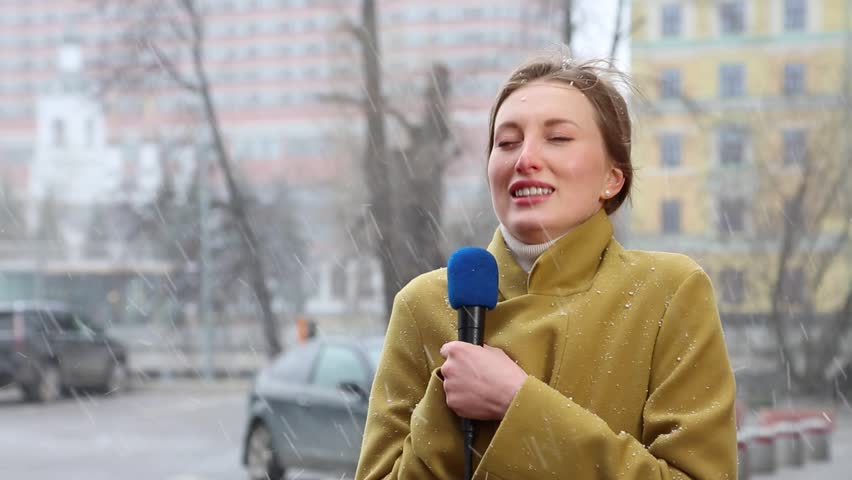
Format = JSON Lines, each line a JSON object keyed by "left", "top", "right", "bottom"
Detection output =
{"left": 385, "top": 104, "right": 417, "bottom": 136}
{"left": 143, "top": 38, "right": 200, "bottom": 93}
{"left": 341, "top": 18, "right": 369, "bottom": 47}
{"left": 608, "top": 0, "right": 625, "bottom": 62}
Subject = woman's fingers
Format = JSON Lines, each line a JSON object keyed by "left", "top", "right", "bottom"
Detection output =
{"left": 439, "top": 343, "right": 526, "bottom": 420}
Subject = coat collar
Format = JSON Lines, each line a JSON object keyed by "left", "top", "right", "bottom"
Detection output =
{"left": 486, "top": 209, "right": 615, "bottom": 299}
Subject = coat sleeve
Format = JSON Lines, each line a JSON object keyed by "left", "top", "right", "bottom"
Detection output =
{"left": 355, "top": 286, "right": 465, "bottom": 479}
{"left": 474, "top": 269, "right": 738, "bottom": 480}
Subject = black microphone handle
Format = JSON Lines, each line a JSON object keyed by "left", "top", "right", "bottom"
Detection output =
{"left": 457, "top": 306, "right": 486, "bottom": 346}
{"left": 457, "top": 305, "right": 486, "bottom": 480}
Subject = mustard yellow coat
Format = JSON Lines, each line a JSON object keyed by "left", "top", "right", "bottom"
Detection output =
{"left": 355, "top": 210, "right": 737, "bottom": 479}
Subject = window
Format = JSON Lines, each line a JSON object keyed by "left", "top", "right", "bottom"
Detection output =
{"left": 0, "top": 313, "right": 12, "bottom": 332}
{"left": 312, "top": 345, "right": 367, "bottom": 389}
{"left": 367, "top": 343, "right": 383, "bottom": 370}
{"left": 73, "top": 314, "right": 99, "bottom": 339}
{"left": 659, "top": 133, "right": 682, "bottom": 167}
{"left": 719, "top": 1, "right": 745, "bottom": 34}
{"left": 52, "top": 118, "right": 65, "bottom": 147}
{"left": 783, "top": 129, "right": 807, "bottom": 166}
{"left": 784, "top": 0, "right": 807, "bottom": 31}
{"left": 50, "top": 312, "right": 79, "bottom": 334}
{"left": 271, "top": 342, "right": 318, "bottom": 382}
{"left": 662, "top": 199, "right": 681, "bottom": 234}
{"left": 661, "top": 4, "right": 682, "bottom": 37}
{"left": 783, "top": 63, "right": 805, "bottom": 95}
{"left": 719, "top": 269, "right": 745, "bottom": 304}
{"left": 719, "top": 127, "right": 746, "bottom": 166}
{"left": 718, "top": 197, "right": 746, "bottom": 234}
{"left": 660, "top": 68, "right": 681, "bottom": 98}
{"left": 719, "top": 64, "right": 745, "bottom": 97}
{"left": 26, "top": 311, "right": 59, "bottom": 334}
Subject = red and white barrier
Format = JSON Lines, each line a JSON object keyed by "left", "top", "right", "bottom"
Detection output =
{"left": 737, "top": 406, "right": 834, "bottom": 477}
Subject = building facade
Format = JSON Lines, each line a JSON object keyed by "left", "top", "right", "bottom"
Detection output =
{"left": 0, "top": 1, "right": 563, "bottom": 326}
{"left": 630, "top": 0, "right": 852, "bottom": 391}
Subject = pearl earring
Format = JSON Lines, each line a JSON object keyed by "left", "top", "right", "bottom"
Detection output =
{"left": 605, "top": 190, "right": 610, "bottom": 197}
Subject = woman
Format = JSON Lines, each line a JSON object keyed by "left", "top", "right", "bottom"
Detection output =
{"left": 355, "top": 56, "right": 737, "bottom": 479}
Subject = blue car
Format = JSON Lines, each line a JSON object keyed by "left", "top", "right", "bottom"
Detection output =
{"left": 242, "top": 336, "right": 383, "bottom": 479}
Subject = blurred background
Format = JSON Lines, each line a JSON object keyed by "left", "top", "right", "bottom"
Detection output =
{"left": 0, "top": 0, "right": 850, "bottom": 479}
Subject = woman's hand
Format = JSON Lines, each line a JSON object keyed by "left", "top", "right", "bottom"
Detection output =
{"left": 439, "top": 341, "right": 528, "bottom": 420}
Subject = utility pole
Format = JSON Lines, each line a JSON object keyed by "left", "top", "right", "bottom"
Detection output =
{"left": 199, "top": 149, "right": 214, "bottom": 380}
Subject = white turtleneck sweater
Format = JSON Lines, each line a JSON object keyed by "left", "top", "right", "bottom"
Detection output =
{"left": 499, "top": 224, "right": 564, "bottom": 272}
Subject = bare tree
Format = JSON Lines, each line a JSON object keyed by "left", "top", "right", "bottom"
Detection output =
{"left": 608, "top": 0, "right": 626, "bottom": 61}
{"left": 92, "top": 0, "right": 283, "bottom": 357}
{"left": 389, "top": 64, "right": 453, "bottom": 288}
{"left": 750, "top": 112, "right": 852, "bottom": 394}
{"left": 354, "top": 0, "right": 397, "bottom": 318}
{"left": 332, "top": 0, "right": 454, "bottom": 318}
{"left": 562, "top": 0, "right": 574, "bottom": 47}
{"left": 646, "top": 90, "right": 852, "bottom": 396}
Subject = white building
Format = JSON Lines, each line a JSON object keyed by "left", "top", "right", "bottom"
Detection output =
{"left": 27, "top": 39, "right": 163, "bottom": 255}
{"left": 2, "top": 1, "right": 565, "bottom": 323}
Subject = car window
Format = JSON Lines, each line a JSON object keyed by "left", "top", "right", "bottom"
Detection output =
{"left": 367, "top": 344, "right": 383, "bottom": 371}
{"left": 0, "top": 313, "right": 13, "bottom": 332}
{"left": 270, "top": 342, "right": 318, "bottom": 383}
{"left": 52, "top": 312, "right": 80, "bottom": 334}
{"left": 73, "top": 314, "right": 99, "bottom": 339}
{"left": 27, "top": 310, "right": 60, "bottom": 334}
{"left": 312, "top": 345, "right": 367, "bottom": 389}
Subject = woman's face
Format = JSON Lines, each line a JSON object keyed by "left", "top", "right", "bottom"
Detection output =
{"left": 487, "top": 80, "right": 624, "bottom": 244}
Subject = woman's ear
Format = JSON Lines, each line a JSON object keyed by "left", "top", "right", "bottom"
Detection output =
{"left": 601, "top": 166, "right": 625, "bottom": 200}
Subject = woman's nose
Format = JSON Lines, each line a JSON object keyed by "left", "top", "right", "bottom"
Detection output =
{"left": 515, "top": 140, "right": 542, "bottom": 173}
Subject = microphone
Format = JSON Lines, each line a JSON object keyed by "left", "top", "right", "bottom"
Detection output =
{"left": 447, "top": 247, "right": 498, "bottom": 480}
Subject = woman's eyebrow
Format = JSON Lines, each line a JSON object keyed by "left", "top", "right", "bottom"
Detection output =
{"left": 495, "top": 118, "right": 581, "bottom": 136}
{"left": 544, "top": 118, "right": 581, "bottom": 129}
{"left": 494, "top": 121, "right": 520, "bottom": 134}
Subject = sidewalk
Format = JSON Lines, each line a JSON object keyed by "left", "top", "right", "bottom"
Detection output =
{"left": 134, "top": 376, "right": 252, "bottom": 393}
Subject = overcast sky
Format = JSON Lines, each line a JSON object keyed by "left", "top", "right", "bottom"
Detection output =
{"left": 569, "top": 0, "right": 631, "bottom": 70}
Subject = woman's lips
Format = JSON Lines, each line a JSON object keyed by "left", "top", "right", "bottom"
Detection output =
{"left": 511, "top": 190, "right": 553, "bottom": 206}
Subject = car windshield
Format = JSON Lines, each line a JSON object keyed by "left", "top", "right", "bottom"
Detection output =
{"left": 0, "top": 313, "right": 13, "bottom": 332}
{"left": 367, "top": 344, "right": 383, "bottom": 370}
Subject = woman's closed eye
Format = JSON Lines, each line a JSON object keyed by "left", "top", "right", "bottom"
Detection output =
{"left": 549, "top": 136, "right": 573, "bottom": 143}
{"left": 496, "top": 139, "right": 521, "bottom": 149}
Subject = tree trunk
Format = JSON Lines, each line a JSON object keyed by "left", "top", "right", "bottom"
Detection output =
{"left": 562, "top": 0, "right": 573, "bottom": 47}
{"left": 359, "top": 0, "right": 397, "bottom": 318}
{"left": 186, "top": 0, "right": 281, "bottom": 357}
{"left": 393, "top": 64, "right": 452, "bottom": 288}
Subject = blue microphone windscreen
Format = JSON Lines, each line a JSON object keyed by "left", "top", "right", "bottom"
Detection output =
{"left": 447, "top": 247, "right": 498, "bottom": 310}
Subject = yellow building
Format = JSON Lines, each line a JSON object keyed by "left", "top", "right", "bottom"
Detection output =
{"left": 629, "top": 0, "right": 851, "bottom": 389}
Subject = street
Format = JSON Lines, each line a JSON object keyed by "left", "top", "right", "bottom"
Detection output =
{"left": 0, "top": 379, "right": 336, "bottom": 480}
{"left": 0, "top": 380, "right": 248, "bottom": 480}
{"left": 2, "top": 378, "right": 852, "bottom": 479}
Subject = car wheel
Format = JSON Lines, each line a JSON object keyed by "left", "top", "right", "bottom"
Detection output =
{"left": 103, "top": 361, "right": 130, "bottom": 395}
{"left": 246, "top": 423, "right": 285, "bottom": 480}
{"left": 22, "top": 362, "right": 62, "bottom": 403}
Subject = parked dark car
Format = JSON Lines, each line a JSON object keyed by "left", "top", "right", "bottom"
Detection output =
{"left": 0, "top": 301, "right": 130, "bottom": 402}
{"left": 242, "top": 336, "right": 383, "bottom": 480}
